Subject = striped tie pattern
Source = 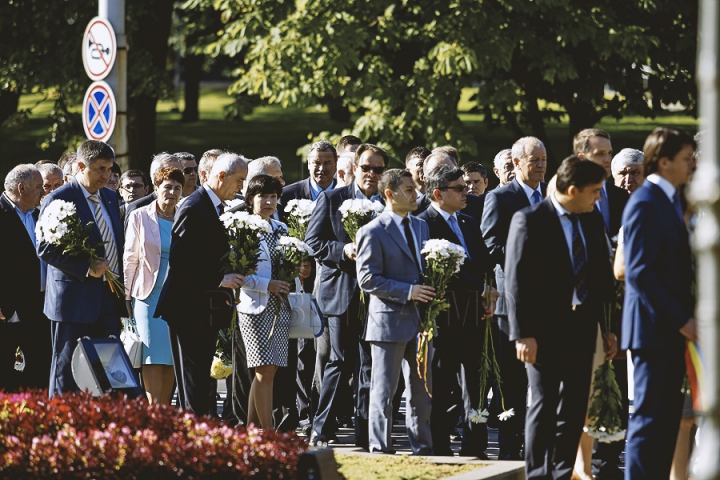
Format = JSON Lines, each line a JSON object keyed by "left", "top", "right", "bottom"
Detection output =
{"left": 88, "top": 194, "right": 119, "bottom": 274}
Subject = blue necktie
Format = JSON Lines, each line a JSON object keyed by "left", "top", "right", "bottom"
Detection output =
{"left": 673, "top": 192, "right": 684, "bottom": 224}
{"left": 567, "top": 214, "right": 588, "bottom": 304}
{"left": 599, "top": 187, "right": 611, "bottom": 231}
{"left": 531, "top": 190, "right": 542, "bottom": 205}
{"left": 448, "top": 215, "right": 470, "bottom": 259}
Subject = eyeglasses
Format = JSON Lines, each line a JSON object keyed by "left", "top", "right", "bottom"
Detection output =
{"left": 439, "top": 185, "right": 469, "bottom": 193}
{"left": 121, "top": 183, "right": 146, "bottom": 192}
{"left": 183, "top": 166, "right": 198, "bottom": 175}
{"left": 359, "top": 165, "right": 386, "bottom": 175}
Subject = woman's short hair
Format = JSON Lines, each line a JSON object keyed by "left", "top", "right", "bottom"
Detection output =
{"left": 153, "top": 167, "right": 185, "bottom": 187}
{"left": 244, "top": 174, "right": 283, "bottom": 206}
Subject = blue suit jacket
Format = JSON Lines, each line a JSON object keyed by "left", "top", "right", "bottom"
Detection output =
{"left": 305, "top": 184, "right": 378, "bottom": 317}
{"left": 356, "top": 212, "right": 429, "bottom": 343}
{"left": 37, "top": 178, "right": 124, "bottom": 323}
{"left": 621, "top": 181, "right": 694, "bottom": 351}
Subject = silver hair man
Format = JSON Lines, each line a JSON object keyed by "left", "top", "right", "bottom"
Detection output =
{"left": 4, "top": 164, "right": 40, "bottom": 193}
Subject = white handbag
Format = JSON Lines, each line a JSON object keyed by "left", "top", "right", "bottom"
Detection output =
{"left": 288, "top": 278, "right": 325, "bottom": 339}
{"left": 120, "top": 317, "right": 143, "bottom": 368}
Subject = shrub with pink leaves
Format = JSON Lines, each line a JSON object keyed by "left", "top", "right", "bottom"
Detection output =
{"left": 0, "top": 391, "right": 307, "bottom": 479}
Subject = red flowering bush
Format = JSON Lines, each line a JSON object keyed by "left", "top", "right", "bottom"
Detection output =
{"left": 0, "top": 390, "right": 307, "bottom": 479}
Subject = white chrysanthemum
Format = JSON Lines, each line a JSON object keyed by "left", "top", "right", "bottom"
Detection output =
{"left": 339, "top": 198, "right": 380, "bottom": 219}
{"left": 36, "top": 200, "right": 78, "bottom": 244}
{"left": 468, "top": 408, "right": 490, "bottom": 424}
{"left": 220, "top": 211, "right": 272, "bottom": 234}
{"left": 278, "top": 236, "right": 313, "bottom": 255}
{"left": 421, "top": 238, "right": 466, "bottom": 272}
{"left": 285, "top": 198, "right": 315, "bottom": 216}
{"left": 498, "top": 408, "right": 515, "bottom": 421}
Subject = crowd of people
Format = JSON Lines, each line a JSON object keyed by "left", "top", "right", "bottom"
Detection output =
{"left": 0, "top": 127, "right": 698, "bottom": 480}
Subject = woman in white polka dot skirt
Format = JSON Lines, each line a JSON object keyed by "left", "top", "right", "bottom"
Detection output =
{"left": 235, "top": 175, "right": 291, "bottom": 430}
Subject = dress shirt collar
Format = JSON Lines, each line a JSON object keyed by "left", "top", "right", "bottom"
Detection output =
{"left": 310, "top": 177, "right": 336, "bottom": 200}
{"left": 203, "top": 183, "right": 224, "bottom": 211}
{"left": 390, "top": 211, "right": 410, "bottom": 230}
{"left": 3, "top": 192, "right": 34, "bottom": 218}
{"left": 515, "top": 177, "right": 542, "bottom": 203}
{"left": 353, "top": 182, "right": 381, "bottom": 203}
{"left": 550, "top": 192, "right": 572, "bottom": 218}
{"left": 430, "top": 202, "right": 457, "bottom": 224}
{"left": 646, "top": 173, "right": 676, "bottom": 202}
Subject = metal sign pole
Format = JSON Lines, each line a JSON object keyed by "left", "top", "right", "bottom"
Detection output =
{"left": 99, "top": 0, "right": 129, "bottom": 169}
{"left": 693, "top": 0, "right": 720, "bottom": 478}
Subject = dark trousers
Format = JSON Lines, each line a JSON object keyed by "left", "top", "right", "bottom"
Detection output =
{"left": 525, "top": 346, "right": 594, "bottom": 480}
{"left": 355, "top": 336, "right": 372, "bottom": 448}
{"left": 231, "top": 326, "right": 254, "bottom": 425}
{"left": 312, "top": 292, "right": 370, "bottom": 445}
{"left": 495, "top": 316, "right": 528, "bottom": 459}
{"left": 296, "top": 337, "right": 316, "bottom": 422}
{"left": 273, "top": 338, "right": 300, "bottom": 431}
{"left": 430, "top": 325, "right": 487, "bottom": 456}
{"left": 624, "top": 348, "right": 686, "bottom": 480}
{"left": 168, "top": 322, "right": 218, "bottom": 416}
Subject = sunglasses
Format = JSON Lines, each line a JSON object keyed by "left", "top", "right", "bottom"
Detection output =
{"left": 183, "top": 166, "right": 198, "bottom": 175}
{"left": 439, "top": 185, "right": 469, "bottom": 193}
{"left": 359, "top": 165, "right": 386, "bottom": 175}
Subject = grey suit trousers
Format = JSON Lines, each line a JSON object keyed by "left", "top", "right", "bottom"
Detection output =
{"left": 369, "top": 340, "right": 433, "bottom": 455}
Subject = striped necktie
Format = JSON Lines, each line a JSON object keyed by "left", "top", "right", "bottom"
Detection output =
{"left": 566, "top": 213, "right": 588, "bottom": 304}
{"left": 88, "top": 194, "right": 119, "bottom": 274}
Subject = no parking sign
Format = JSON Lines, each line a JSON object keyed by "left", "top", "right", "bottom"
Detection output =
{"left": 82, "top": 81, "right": 117, "bottom": 142}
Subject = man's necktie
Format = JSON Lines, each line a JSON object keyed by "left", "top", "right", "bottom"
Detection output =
{"left": 402, "top": 216, "right": 421, "bottom": 275}
{"left": 217, "top": 202, "right": 225, "bottom": 216}
{"left": 448, "top": 215, "right": 470, "bottom": 259}
{"left": 599, "top": 187, "right": 611, "bottom": 231}
{"left": 531, "top": 190, "right": 542, "bottom": 205}
{"left": 673, "top": 192, "right": 684, "bottom": 224}
{"left": 567, "top": 214, "right": 588, "bottom": 304}
{"left": 88, "top": 194, "right": 119, "bottom": 274}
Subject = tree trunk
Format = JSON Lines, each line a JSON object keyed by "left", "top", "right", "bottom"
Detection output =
{"left": 566, "top": 101, "right": 604, "bottom": 150}
{"left": 127, "top": 94, "right": 158, "bottom": 173}
{"left": 0, "top": 90, "right": 20, "bottom": 126}
{"left": 181, "top": 54, "right": 203, "bottom": 122}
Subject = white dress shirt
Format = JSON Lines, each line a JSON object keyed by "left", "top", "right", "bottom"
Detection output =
{"left": 516, "top": 177, "right": 543, "bottom": 204}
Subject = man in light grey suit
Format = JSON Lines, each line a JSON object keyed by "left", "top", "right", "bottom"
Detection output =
{"left": 356, "top": 169, "right": 436, "bottom": 455}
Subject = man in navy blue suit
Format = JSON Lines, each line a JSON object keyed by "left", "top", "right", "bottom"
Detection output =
{"left": 622, "top": 128, "right": 697, "bottom": 480}
{"left": 38, "top": 140, "right": 125, "bottom": 397}
{"left": 306, "top": 143, "right": 387, "bottom": 448}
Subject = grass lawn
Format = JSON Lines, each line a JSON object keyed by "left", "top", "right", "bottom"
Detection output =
{"left": 334, "top": 453, "right": 482, "bottom": 480}
{"left": 0, "top": 85, "right": 698, "bottom": 185}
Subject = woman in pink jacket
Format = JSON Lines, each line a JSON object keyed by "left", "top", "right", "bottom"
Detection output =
{"left": 123, "top": 167, "right": 184, "bottom": 404}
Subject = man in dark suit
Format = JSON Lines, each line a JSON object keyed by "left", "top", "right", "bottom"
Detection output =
{"left": 281, "top": 140, "right": 337, "bottom": 205}
{"left": 621, "top": 128, "right": 697, "bottom": 480}
{"left": 573, "top": 128, "right": 629, "bottom": 237}
{"left": 155, "top": 154, "right": 247, "bottom": 416}
{"left": 37, "top": 141, "right": 126, "bottom": 396}
{"left": 356, "top": 169, "right": 435, "bottom": 455}
{"left": 481, "top": 136, "right": 547, "bottom": 460}
{"left": 0, "top": 165, "right": 50, "bottom": 391}
{"left": 414, "top": 151, "right": 484, "bottom": 223}
{"left": 123, "top": 153, "right": 181, "bottom": 231}
{"left": 306, "top": 143, "right": 387, "bottom": 448}
{"left": 505, "top": 156, "right": 615, "bottom": 480}
{"left": 417, "top": 164, "right": 496, "bottom": 457}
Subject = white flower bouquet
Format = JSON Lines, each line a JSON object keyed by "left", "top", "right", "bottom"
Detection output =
{"left": 36, "top": 199, "right": 125, "bottom": 297}
{"left": 470, "top": 274, "right": 514, "bottom": 423}
{"left": 267, "top": 236, "right": 313, "bottom": 338}
{"left": 416, "top": 239, "right": 466, "bottom": 397}
{"left": 284, "top": 199, "right": 316, "bottom": 241}
{"left": 338, "top": 198, "right": 384, "bottom": 243}
{"left": 339, "top": 198, "right": 384, "bottom": 323}
{"left": 219, "top": 211, "right": 272, "bottom": 326}
{"left": 585, "top": 303, "right": 626, "bottom": 443}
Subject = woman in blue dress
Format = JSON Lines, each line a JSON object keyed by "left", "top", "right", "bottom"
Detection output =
{"left": 123, "top": 167, "right": 184, "bottom": 404}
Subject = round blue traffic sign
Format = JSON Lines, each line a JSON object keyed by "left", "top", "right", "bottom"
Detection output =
{"left": 82, "top": 81, "right": 116, "bottom": 142}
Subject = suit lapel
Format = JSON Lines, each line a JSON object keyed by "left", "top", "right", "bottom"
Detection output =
{"left": 99, "top": 188, "right": 122, "bottom": 246}
{"left": 427, "top": 206, "right": 460, "bottom": 246}
{"left": 303, "top": 178, "right": 312, "bottom": 199}
{"left": 381, "top": 212, "right": 417, "bottom": 266}
{"left": 539, "top": 199, "right": 573, "bottom": 273}
{"left": 457, "top": 214, "right": 476, "bottom": 259}
{"left": 646, "top": 182, "right": 687, "bottom": 236}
